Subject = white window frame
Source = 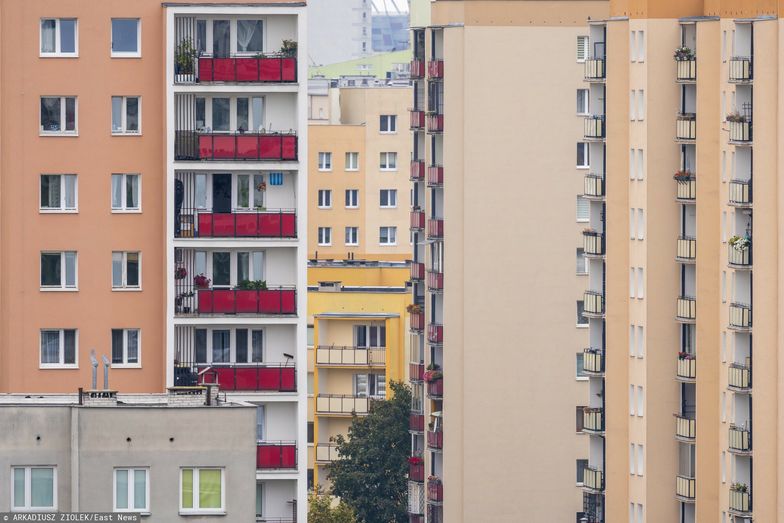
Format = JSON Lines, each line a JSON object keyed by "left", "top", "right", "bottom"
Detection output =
{"left": 576, "top": 196, "right": 589, "bottom": 222}
{"left": 179, "top": 468, "right": 225, "bottom": 515}
{"left": 318, "top": 152, "right": 332, "bottom": 171}
{"left": 379, "top": 152, "right": 398, "bottom": 171}
{"left": 111, "top": 18, "right": 142, "bottom": 58}
{"left": 39, "top": 174, "right": 78, "bottom": 213}
{"left": 318, "top": 227, "right": 332, "bottom": 246}
{"left": 197, "top": 18, "right": 266, "bottom": 56}
{"left": 112, "top": 251, "right": 142, "bottom": 291}
{"left": 575, "top": 352, "right": 588, "bottom": 381}
{"left": 193, "top": 327, "right": 266, "bottom": 364}
{"left": 577, "top": 35, "right": 588, "bottom": 62}
{"left": 39, "top": 96, "right": 78, "bottom": 136}
{"left": 345, "top": 152, "right": 359, "bottom": 171}
{"left": 379, "top": 226, "right": 397, "bottom": 246}
{"left": 40, "top": 251, "right": 77, "bottom": 291}
{"left": 345, "top": 226, "right": 359, "bottom": 246}
{"left": 380, "top": 189, "right": 398, "bottom": 208}
{"left": 576, "top": 88, "right": 589, "bottom": 115}
{"left": 345, "top": 189, "right": 359, "bottom": 209}
{"left": 39, "top": 329, "right": 78, "bottom": 369}
{"left": 637, "top": 31, "right": 645, "bottom": 62}
{"left": 317, "top": 189, "right": 332, "bottom": 209}
{"left": 576, "top": 248, "right": 588, "bottom": 275}
{"left": 195, "top": 95, "right": 266, "bottom": 133}
{"left": 111, "top": 328, "right": 142, "bottom": 368}
{"left": 576, "top": 142, "right": 590, "bottom": 169}
{"left": 111, "top": 173, "right": 142, "bottom": 213}
{"left": 11, "top": 466, "right": 57, "bottom": 512}
{"left": 380, "top": 114, "right": 397, "bottom": 133}
{"left": 40, "top": 18, "right": 78, "bottom": 57}
{"left": 113, "top": 468, "right": 150, "bottom": 514}
{"left": 111, "top": 96, "right": 142, "bottom": 135}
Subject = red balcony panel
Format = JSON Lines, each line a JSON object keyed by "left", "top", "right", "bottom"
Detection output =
{"left": 427, "top": 430, "right": 443, "bottom": 449}
{"left": 198, "top": 134, "right": 214, "bottom": 159}
{"left": 197, "top": 289, "right": 213, "bottom": 313}
{"left": 410, "top": 210, "right": 425, "bottom": 230}
{"left": 409, "top": 462, "right": 425, "bottom": 482}
{"left": 410, "top": 110, "right": 425, "bottom": 129}
{"left": 410, "top": 160, "right": 425, "bottom": 181}
{"left": 234, "top": 214, "right": 259, "bottom": 236}
{"left": 212, "top": 135, "right": 237, "bottom": 159}
{"left": 410, "top": 262, "right": 425, "bottom": 281}
{"left": 281, "top": 58, "right": 297, "bottom": 81}
{"left": 212, "top": 289, "right": 235, "bottom": 313}
{"left": 427, "top": 60, "right": 444, "bottom": 78}
{"left": 235, "top": 290, "right": 258, "bottom": 313}
{"left": 259, "top": 289, "right": 297, "bottom": 314}
{"left": 191, "top": 133, "right": 297, "bottom": 161}
{"left": 233, "top": 367, "right": 257, "bottom": 390}
{"left": 258, "top": 212, "right": 297, "bottom": 238}
{"left": 236, "top": 135, "right": 260, "bottom": 159}
{"left": 213, "top": 366, "right": 238, "bottom": 390}
{"left": 281, "top": 135, "right": 297, "bottom": 160}
{"left": 197, "top": 213, "right": 214, "bottom": 237}
{"left": 411, "top": 311, "right": 425, "bottom": 331}
{"left": 196, "top": 288, "right": 295, "bottom": 315}
{"left": 409, "top": 363, "right": 425, "bottom": 381}
{"left": 427, "top": 219, "right": 444, "bottom": 239}
{"left": 411, "top": 59, "right": 425, "bottom": 78}
{"left": 211, "top": 213, "right": 236, "bottom": 237}
{"left": 197, "top": 57, "right": 297, "bottom": 83}
{"left": 259, "top": 135, "right": 282, "bottom": 159}
{"left": 281, "top": 445, "right": 297, "bottom": 468}
{"left": 409, "top": 413, "right": 424, "bottom": 432}
{"left": 427, "top": 271, "right": 443, "bottom": 290}
{"left": 213, "top": 58, "right": 235, "bottom": 81}
{"left": 193, "top": 212, "right": 295, "bottom": 238}
{"left": 427, "top": 324, "right": 443, "bottom": 344}
{"left": 197, "top": 364, "right": 296, "bottom": 392}
{"left": 235, "top": 57, "right": 259, "bottom": 81}
{"left": 258, "top": 57, "right": 281, "bottom": 81}
{"left": 198, "top": 57, "right": 214, "bottom": 81}
{"left": 257, "top": 443, "right": 297, "bottom": 469}
{"left": 427, "top": 378, "right": 443, "bottom": 397}
{"left": 427, "top": 479, "right": 443, "bottom": 502}
{"left": 257, "top": 367, "right": 293, "bottom": 391}
{"left": 427, "top": 166, "right": 443, "bottom": 186}
{"left": 426, "top": 113, "right": 444, "bottom": 133}
{"left": 278, "top": 367, "right": 296, "bottom": 391}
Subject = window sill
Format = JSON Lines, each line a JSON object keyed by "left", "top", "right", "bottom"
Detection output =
{"left": 317, "top": 206, "right": 332, "bottom": 210}
{"left": 576, "top": 166, "right": 590, "bottom": 170}
{"left": 111, "top": 363, "right": 142, "bottom": 369}
{"left": 345, "top": 206, "right": 359, "bottom": 210}
{"left": 317, "top": 169, "right": 332, "bottom": 173}
{"left": 576, "top": 377, "right": 589, "bottom": 382}
{"left": 112, "top": 131, "right": 143, "bottom": 136}
{"left": 40, "top": 209, "right": 78, "bottom": 214}
{"left": 111, "top": 53, "right": 142, "bottom": 59}
{"left": 379, "top": 243, "right": 397, "bottom": 247}
{"left": 112, "top": 287, "right": 143, "bottom": 292}
{"left": 317, "top": 244, "right": 332, "bottom": 247}
{"left": 576, "top": 324, "right": 589, "bottom": 329}
{"left": 111, "top": 209, "right": 142, "bottom": 214}
{"left": 380, "top": 206, "right": 398, "bottom": 210}
{"left": 379, "top": 169, "right": 398, "bottom": 172}
{"left": 40, "top": 364, "right": 78, "bottom": 370}
{"left": 40, "top": 287, "right": 78, "bottom": 292}
{"left": 40, "top": 132, "right": 79, "bottom": 137}
{"left": 379, "top": 131, "right": 398, "bottom": 135}
{"left": 11, "top": 508, "right": 57, "bottom": 513}
{"left": 178, "top": 510, "right": 226, "bottom": 516}
{"left": 345, "top": 244, "right": 359, "bottom": 247}
{"left": 345, "top": 168, "right": 359, "bottom": 172}
{"left": 40, "top": 53, "right": 79, "bottom": 59}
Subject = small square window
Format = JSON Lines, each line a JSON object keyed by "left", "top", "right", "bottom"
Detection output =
{"left": 345, "top": 227, "right": 359, "bottom": 246}
{"left": 380, "top": 115, "right": 397, "bottom": 133}
{"left": 40, "top": 251, "right": 77, "bottom": 290}
{"left": 576, "top": 301, "right": 588, "bottom": 326}
{"left": 317, "top": 189, "right": 332, "bottom": 208}
{"left": 111, "top": 96, "right": 141, "bottom": 134}
{"left": 576, "top": 89, "right": 589, "bottom": 115}
{"left": 40, "top": 329, "right": 77, "bottom": 367}
{"left": 576, "top": 143, "right": 589, "bottom": 168}
{"left": 114, "top": 468, "right": 149, "bottom": 513}
{"left": 380, "top": 152, "right": 397, "bottom": 171}
{"left": 345, "top": 189, "right": 359, "bottom": 208}
{"left": 40, "top": 96, "right": 77, "bottom": 135}
{"left": 318, "top": 227, "right": 332, "bottom": 246}
{"left": 111, "top": 329, "right": 141, "bottom": 367}
{"left": 12, "top": 467, "right": 57, "bottom": 511}
{"left": 380, "top": 189, "right": 397, "bottom": 208}
{"left": 111, "top": 19, "right": 141, "bottom": 57}
{"left": 40, "top": 19, "right": 77, "bottom": 57}
{"left": 112, "top": 251, "right": 141, "bottom": 290}
{"left": 379, "top": 226, "right": 397, "bottom": 245}
{"left": 345, "top": 152, "right": 359, "bottom": 171}
{"left": 40, "top": 174, "right": 77, "bottom": 212}
{"left": 180, "top": 468, "right": 224, "bottom": 514}
{"left": 111, "top": 174, "right": 141, "bottom": 212}
{"left": 318, "top": 152, "right": 332, "bottom": 171}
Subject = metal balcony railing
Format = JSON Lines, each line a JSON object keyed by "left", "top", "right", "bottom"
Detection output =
{"left": 676, "top": 113, "right": 697, "bottom": 141}
{"left": 315, "top": 346, "right": 385, "bottom": 367}
{"left": 583, "top": 349, "right": 604, "bottom": 376}
{"left": 173, "top": 361, "right": 296, "bottom": 391}
{"left": 676, "top": 355, "right": 696, "bottom": 381}
{"left": 175, "top": 208, "right": 297, "bottom": 239}
{"left": 676, "top": 59, "right": 697, "bottom": 82}
{"left": 729, "top": 302, "right": 752, "bottom": 330}
{"left": 676, "top": 475, "right": 696, "bottom": 501}
{"left": 676, "top": 236, "right": 697, "bottom": 262}
{"left": 676, "top": 296, "right": 696, "bottom": 322}
{"left": 728, "top": 363, "right": 752, "bottom": 391}
{"left": 729, "top": 57, "right": 753, "bottom": 82}
{"left": 729, "top": 424, "right": 751, "bottom": 453}
{"left": 675, "top": 415, "right": 696, "bottom": 441}
{"left": 257, "top": 441, "right": 297, "bottom": 469}
{"left": 676, "top": 176, "right": 696, "bottom": 201}
{"left": 315, "top": 394, "right": 376, "bottom": 415}
{"left": 175, "top": 286, "right": 296, "bottom": 316}
{"left": 584, "top": 57, "right": 606, "bottom": 81}
{"left": 175, "top": 131, "right": 298, "bottom": 162}
{"left": 728, "top": 179, "right": 752, "bottom": 207}
{"left": 583, "top": 291, "right": 605, "bottom": 317}
{"left": 583, "top": 407, "right": 604, "bottom": 434}
{"left": 584, "top": 174, "right": 605, "bottom": 199}
{"left": 729, "top": 485, "right": 752, "bottom": 514}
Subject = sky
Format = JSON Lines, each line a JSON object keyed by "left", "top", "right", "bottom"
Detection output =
{"left": 371, "top": 0, "right": 409, "bottom": 14}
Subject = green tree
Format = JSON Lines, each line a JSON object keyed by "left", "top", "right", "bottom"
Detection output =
{"left": 308, "top": 486, "right": 356, "bottom": 523}
{"left": 328, "top": 381, "right": 411, "bottom": 523}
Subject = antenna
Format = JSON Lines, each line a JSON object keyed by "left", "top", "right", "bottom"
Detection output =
{"left": 102, "top": 355, "right": 111, "bottom": 390}
{"left": 89, "top": 350, "right": 98, "bottom": 390}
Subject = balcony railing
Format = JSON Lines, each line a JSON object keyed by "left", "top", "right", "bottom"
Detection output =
{"left": 676, "top": 59, "right": 697, "bottom": 82}
{"left": 428, "top": 323, "right": 443, "bottom": 344}
{"left": 729, "top": 180, "right": 752, "bottom": 207}
{"left": 315, "top": 443, "right": 341, "bottom": 463}
{"left": 176, "top": 209, "right": 297, "bottom": 239}
{"left": 728, "top": 244, "right": 752, "bottom": 268}
{"left": 257, "top": 441, "right": 297, "bottom": 469}
{"left": 729, "top": 302, "right": 752, "bottom": 330}
{"left": 729, "top": 425, "right": 751, "bottom": 453}
{"left": 315, "top": 346, "right": 385, "bottom": 367}
{"left": 676, "top": 296, "right": 696, "bottom": 322}
{"left": 411, "top": 59, "right": 425, "bottom": 79}
{"left": 410, "top": 362, "right": 425, "bottom": 382}
{"left": 583, "top": 467, "right": 604, "bottom": 492}
{"left": 583, "top": 291, "right": 605, "bottom": 317}
{"left": 583, "top": 231, "right": 605, "bottom": 257}
{"left": 676, "top": 236, "right": 696, "bottom": 262}
{"left": 411, "top": 160, "right": 425, "bottom": 181}
{"left": 190, "top": 55, "right": 297, "bottom": 84}
{"left": 173, "top": 362, "right": 296, "bottom": 391}
{"left": 581, "top": 492, "right": 604, "bottom": 523}
{"left": 427, "top": 218, "right": 444, "bottom": 239}
{"left": 584, "top": 58, "right": 605, "bottom": 81}
{"left": 729, "top": 57, "right": 753, "bottom": 82}
{"left": 583, "top": 407, "right": 604, "bottom": 434}
{"left": 427, "top": 271, "right": 443, "bottom": 292}
{"left": 411, "top": 210, "right": 425, "bottom": 231}
{"left": 729, "top": 119, "right": 752, "bottom": 143}
{"left": 409, "top": 412, "right": 425, "bottom": 432}
{"left": 427, "top": 59, "right": 444, "bottom": 79}
{"left": 411, "top": 311, "right": 425, "bottom": 332}
{"left": 175, "top": 131, "right": 298, "bottom": 162}
{"left": 177, "top": 287, "right": 296, "bottom": 316}
{"left": 408, "top": 480, "right": 425, "bottom": 517}
{"left": 409, "top": 460, "right": 425, "bottom": 482}
{"left": 427, "top": 478, "right": 443, "bottom": 503}
{"left": 584, "top": 115, "right": 605, "bottom": 140}
{"left": 677, "top": 355, "right": 696, "bottom": 382}
{"left": 676, "top": 176, "right": 697, "bottom": 202}
{"left": 583, "top": 349, "right": 604, "bottom": 376}
{"left": 411, "top": 262, "right": 425, "bottom": 281}
{"left": 676, "top": 475, "right": 696, "bottom": 501}
{"left": 410, "top": 109, "right": 425, "bottom": 130}
{"left": 584, "top": 174, "right": 605, "bottom": 199}
{"left": 426, "top": 112, "right": 444, "bottom": 133}
{"left": 427, "top": 378, "right": 443, "bottom": 398}
{"left": 316, "top": 394, "right": 374, "bottom": 415}
{"left": 427, "top": 165, "right": 444, "bottom": 187}
{"left": 729, "top": 485, "right": 752, "bottom": 514}
{"left": 427, "top": 429, "right": 443, "bottom": 450}
{"left": 676, "top": 114, "right": 697, "bottom": 141}
{"left": 728, "top": 362, "right": 752, "bottom": 391}
{"left": 675, "top": 415, "right": 696, "bottom": 441}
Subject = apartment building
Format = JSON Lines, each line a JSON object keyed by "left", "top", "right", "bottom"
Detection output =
{"left": 0, "top": 1, "right": 308, "bottom": 521}
{"left": 407, "top": 1, "right": 608, "bottom": 521}
{"left": 306, "top": 260, "right": 409, "bottom": 488}
{"left": 309, "top": 84, "right": 411, "bottom": 261}
{"left": 580, "top": 1, "right": 782, "bottom": 522}
{"left": 307, "top": 0, "right": 372, "bottom": 66}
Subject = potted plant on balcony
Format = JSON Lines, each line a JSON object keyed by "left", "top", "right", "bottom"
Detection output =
{"left": 726, "top": 112, "right": 748, "bottom": 123}
{"left": 729, "top": 235, "right": 751, "bottom": 252}
{"left": 237, "top": 279, "right": 268, "bottom": 290}
{"left": 673, "top": 46, "right": 695, "bottom": 61}
{"left": 175, "top": 38, "right": 198, "bottom": 76}
{"left": 731, "top": 482, "right": 749, "bottom": 493}
{"left": 281, "top": 39, "right": 298, "bottom": 57}
{"left": 406, "top": 303, "right": 423, "bottom": 314}
{"left": 175, "top": 266, "right": 188, "bottom": 280}
{"left": 408, "top": 456, "right": 423, "bottom": 466}
{"left": 583, "top": 227, "right": 598, "bottom": 236}
{"left": 423, "top": 364, "right": 442, "bottom": 383}
{"left": 673, "top": 169, "right": 693, "bottom": 180}
{"left": 193, "top": 274, "right": 211, "bottom": 289}
{"left": 678, "top": 351, "right": 695, "bottom": 360}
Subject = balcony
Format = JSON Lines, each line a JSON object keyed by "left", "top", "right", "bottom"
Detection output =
{"left": 583, "top": 349, "right": 604, "bottom": 377}
{"left": 675, "top": 415, "right": 696, "bottom": 442}
{"left": 191, "top": 55, "right": 297, "bottom": 84}
{"left": 175, "top": 131, "right": 298, "bottom": 162}
{"left": 427, "top": 59, "right": 444, "bottom": 79}
{"left": 426, "top": 271, "right": 443, "bottom": 292}
{"left": 676, "top": 475, "right": 696, "bottom": 502}
{"left": 411, "top": 210, "right": 425, "bottom": 231}
{"left": 676, "top": 354, "right": 696, "bottom": 382}
{"left": 177, "top": 287, "right": 296, "bottom": 316}
{"left": 408, "top": 480, "right": 425, "bottom": 519}
{"left": 315, "top": 394, "right": 374, "bottom": 415}
{"left": 315, "top": 443, "right": 341, "bottom": 463}
{"left": 728, "top": 243, "right": 752, "bottom": 269}
{"left": 428, "top": 323, "right": 443, "bottom": 344}
{"left": 728, "top": 117, "right": 752, "bottom": 144}
{"left": 176, "top": 209, "right": 297, "bottom": 239}
{"left": 427, "top": 165, "right": 444, "bottom": 187}
{"left": 409, "top": 362, "right": 425, "bottom": 382}
{"left": 583, "top": 291, "right": 605, "bottom": 318}
{"left": 584, "top": 115, "right": 605, "bottom": 140}
{"left": 427, "top": 477, "right": 443, "bottom": 503}
{"left": 583, "top": 407, "right": 604, "bottom": 435}
{"left": 676, "top": 114, "right": 697, "bottom": 141}
{"left": 427, "top": 218, "right": 444, "bottom": 240}
{"left": 676, "top": 296, "right": 696, "bottom": 323}
{"left": 409, "top": 412, "right": 425, "bottom": 432}
{"left": 174, "top": 362, "right": 296, "bottom": 392}
{"left": 582, "top": 467, "right": 604, "bottom": 492}
{"left": 729, "top": 425, "right": 752, "bottom": 454}
{"left": 729, "top": 57, "right": 753, "bottom": 83}
{"left": 729, "top": 180, "right": 752, "bottom": 207}
{"left": 583, "top": 231, "right": 605, "bottom": 257}
{"left": 728, "top": 363, "right": 752, "bottom": 392}
{"left": 583, "top": 174, "right": 605, "bottom": 200}
{"left": 410, "top": 311, "right": 425, "bottom": 332}
{"left": 676, "top": 236, "right": 696, "bottom": 263}
{"left": 581, "top": 492, "right": 604, "bottom": 523}
{"left": 729, "top": 484, "right": 752, "bottom": 515}
{"left": 426, "top": 112, "right": 444, "bottom": 133}
{"left": 427, "top": 429, "right": 443, "bottom": 450}
{"left": 411, "top": 59, "right": 425, "bottom": 79}
{"left": 584, "top": 58, "right": 605, "bottom": 81}
{"left": 675, "top": 174, "right": 697, "bottom": 202}
{"left": 676, "top": 58, "right": 697, "bottom": 82}
{"left": 315, "top": 346, "right": 385, "bottom": 367}
{"left": 257, "top": 441, "right": 297, "bottom": 469}
{"left": 411, "top": 262, "right": 425, "bottom": 281}
{"left": 426, "top": 377, "right": 443, "bottom": 399}
{"left": 410, "top": 160, "right": 425, "bottom": 182}
{"left": 410, "top": 109, "right": 425, "bottom": 130}
{"left": 729, "top": 302, "right": 752, "bottom": 331}
{"left": 409, "top": 458, "right": 425, "bottom": 482}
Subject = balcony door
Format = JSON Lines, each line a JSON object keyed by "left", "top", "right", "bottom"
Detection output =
{"left": 213, "top": 20, "right": 230, "bottom": 58}
{"left": 212, "top": 173, "right": 232, "bottom": 213}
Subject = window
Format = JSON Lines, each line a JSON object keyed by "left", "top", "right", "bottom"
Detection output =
{"left": 317, "top": 189, "right": 332, "bottom": 208}
{"left": 180, "top": 468, "right": 224, "bottom": 514}
{"left": 576, "top": 196, "right": 589, "bottom": 222}
{"left": 40, "top": 175, "right": 77, "bottom": 212}
{"left": 576, "top": 142, "right": 589, "bottom": 168}
{"left": 236, "top": 20, "right": 263, "bottom": 53}
{"left": 576, "top": 406, "right": 585, "bottom": 432}
{"left": 345, "top": 189, "right": 359, "bottom": 208}
{"left": 354, "top": 373, "right": 386, "bottom": 397}
{"left": 318, "top": 227, "right": 331, "bottom": 246}
{"left": 637, "top": 267, "right": 644, "bottom": 298}
{"left": 40, "top": 19, "right": 77, "bottom": 57}
{"left": 345, "top": 227, "right": 359, "bottom": 246}
{"left": 380, "top": 115, "right": 397, "bottom": 133}
{"left": 636, "top": 445, "right": 644, "bottom": 475}
{"left": 576, "top": 248, "right": 587, "bottom": 275}
{"left": 12, "top": 467, "right": 56, "bottom": 511}
{"left": 636, "top": 326, "right": 644, "bottom": 358}
{"left": 637, "top": 149, "right": 644, "bottom": 180}
{"left": 576, "top": 459, "right": 588, "bottom": 484}
{"left": 40, "top": 252, "right": 77, "bottom": 289}
{"left": 111, "top": 174, "right": 141, "bottom": 211}
{"left": 629, "top": 385, "right": 635, "bottom": 415}
{"left": 577, "top": 36, "right": 588, "bottom": 62}
{"left": 112, "top": 252, "right": 141, "bottom": 290}
{"left": 637, "top": 90, "right": 645, "bottom": 120}
{"left": 380, "top": 152, "right": 398, "bottom": 171}
{"left": 345, "top": 152, "right": 359, "bottom": 171}
{"left": 630, "top": 208, "right": 636, "bottom": 239}
{"left": 629, "top": 149, "right": 636, "bottom": 179}
{"left": 111, "top": 96, "right": 141, "bottom": 134}
{"left": 380, "top": 189, "right": 398, "bottom": 208}
{"left": 307, "top": 422, "right": 314, "bottom": 444}
{"left": 40, "top": 96, "right": 77, "bottom": 135}
{"left": 236, "top": 174, "right": 266, "bottom": 209}
{"left": 40, "top": 329, "right": 77, "bottom": 367}
{"left": 629, "top": 325, "right": 636, "bottom": 357}
{"left": 111, "top": 329, "right": 140, "bottom": 367}
{"left": 637, "top": 31, "right": 645, "bottom": 62}
{"left": 111, "top": 18, "right": 141, "bottom": 57}
{"left": 576, "top": 301, "right": 588, "bottom": 326}
{"left": 379, "top": 226, "right": 397, "bottom": 245}
{"left": 576, "top": 353, "right": 587, "bottom": 379}
{"left": 318, "top": 152, "right": 332, "bottom": 171}
{"left": 576, "top": 89, "right": 589, "bottom": 115}
{"left": 629, "top": 444, "right": 636, "bottom": 474}
{"left": 637, "top": 386, "right": 644, "bottom": 416}
{"left": 630, "top": 267, "right": 636, "bottom": 298}
{"left": 114, "top": 468, "right": 149, "bottom": 513}
{"left": 630, "top": 90, "right": 637, "bottom": 120}
{"left": 630, "top": 31, "right": 637, "bottom": 62}
{"left": 636, "top": 504, "right": 643, "bottom": 523}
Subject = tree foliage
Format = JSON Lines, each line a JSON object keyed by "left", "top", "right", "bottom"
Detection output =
{"left": 308, "top": 485, "right": 357, "bottom": 523}
{"left": 328, "top": 381, "right": 411, "bottom": 523}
